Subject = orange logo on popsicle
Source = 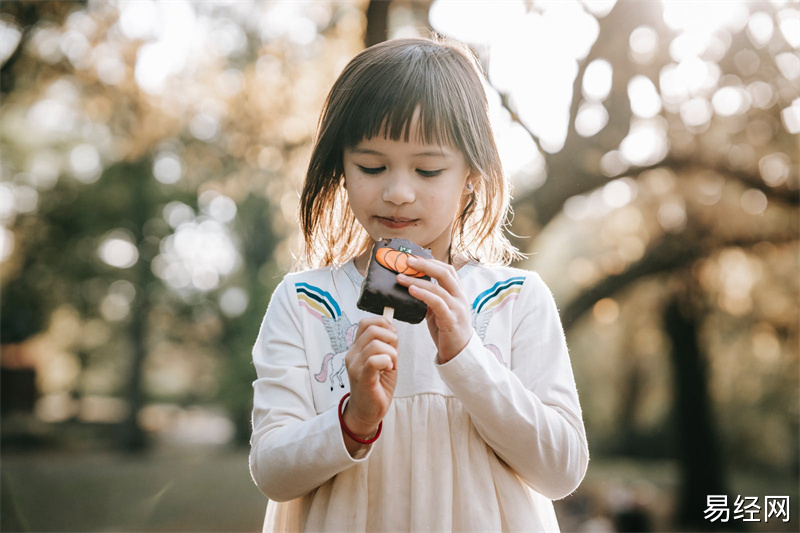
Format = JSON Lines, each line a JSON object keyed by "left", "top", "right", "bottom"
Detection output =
{"left": 375, "top": 247, "right": 426, "bottom": 277}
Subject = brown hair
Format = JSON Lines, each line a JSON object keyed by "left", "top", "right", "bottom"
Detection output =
{"left": 297, "top": 35, "right": 522, "bottom": 270}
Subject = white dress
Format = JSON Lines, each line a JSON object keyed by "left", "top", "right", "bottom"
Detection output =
{"left": 249, "top": 258, "right": 589, "bottom": 532}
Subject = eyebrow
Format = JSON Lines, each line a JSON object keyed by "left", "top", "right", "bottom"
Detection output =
{"left": 351, "top": 148, "right": 451, "bottom": 158}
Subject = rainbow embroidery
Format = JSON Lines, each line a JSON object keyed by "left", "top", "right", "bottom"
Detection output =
{"left": 295, "top": 282, "right": 356, "bottom": 391}
{"left": 295, "top": 282, "right": 342, "bottom": 320}
{"left": 471, "top": 276, "right": 526, "bottom": 367}
{"left": 472, "top": 276, "right": 525, "bottom": 313}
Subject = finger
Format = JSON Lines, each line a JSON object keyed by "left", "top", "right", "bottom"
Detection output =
{"left": 356, "top": 316, "right": 396, "bottom": 336}
{"left": 407, "top": 284, "right": 452, "bottom": 322}
{"left": 352, "top": 337, "right": 398, "bottom": 368}
{"left": 364, "top": 353, "right": 395, "bottom": 375}
{"left": 365, "top": 338, "right": 398, "bottom": 371}
{"left": 406, "top": 256, "right": 463, "bottom": 298}
{"left": 355, "top": 317, "right": 397, "bottom": 341}
{"left": 356, "top": 324, "right": 399, "bottom": 349}
{"left": 397, "top": 274, "right": 453, "bottom": 304}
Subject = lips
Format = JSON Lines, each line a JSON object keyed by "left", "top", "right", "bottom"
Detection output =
{"left": 380, "top": 216, "right": 417, "bottom": 223}
{"left": 376, "top": 216, "right": 418, "bottom": 229}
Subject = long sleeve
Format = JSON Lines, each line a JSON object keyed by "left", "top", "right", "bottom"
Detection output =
{"left": 248, "top": 276, "right": 373, "bottom": 503}
{"left": 436, "top": 272, "right": 589, "bottom": 500}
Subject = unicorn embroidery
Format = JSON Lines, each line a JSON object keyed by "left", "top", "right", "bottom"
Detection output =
{"left": 471, "top": 276, "right": 525, "bottom": 367}
{"left": 295, "top": 282, "right": 358, "bottom": 391}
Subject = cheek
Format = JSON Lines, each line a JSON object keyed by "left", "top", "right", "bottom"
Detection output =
{"left": 426, "top": 181, "right": 464, "bottom": 208}
{"left": 344, "top": 180, "right": 374, "bottom": 213}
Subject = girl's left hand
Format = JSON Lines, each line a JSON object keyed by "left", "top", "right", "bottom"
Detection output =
{"left": 396, "top": 256, "right": 473, "bottom": 364}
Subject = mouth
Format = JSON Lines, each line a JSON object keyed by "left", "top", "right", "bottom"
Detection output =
{"left": 375, "top": 216, "right": 419, "bottom": 229}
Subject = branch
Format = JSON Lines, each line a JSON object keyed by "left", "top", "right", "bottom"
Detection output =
{"left": 624, "top": 156, "right": 799, "bottom": 206}
{"left": 560, "top": 227, "right": 798, "bottom": 328}
{"left": 496, "top": 86, "right": 544, "bottom": 158}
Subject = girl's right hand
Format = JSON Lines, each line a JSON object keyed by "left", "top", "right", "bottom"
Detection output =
{"left": 343, "top": 316, "right": 398, "bottom": 439}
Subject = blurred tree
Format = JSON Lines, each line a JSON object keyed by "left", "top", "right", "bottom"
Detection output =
{"left": 1, "top": 1, "right": 283, "bottom": 449}
{"left": 1, "top": 0, "right": 369, "bottom": 452}
{"left": 464, "top": 1, "right": 798, "bottom": 528}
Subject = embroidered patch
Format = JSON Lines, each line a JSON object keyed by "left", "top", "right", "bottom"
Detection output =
{"left": 472, "top": 276, "right": 525, "bottom": 313}
{"left": 471, "top": 276, "right": 525, "bottom": 367}
{"left": 295, "top": 283, "right": 356, "bottom": 391}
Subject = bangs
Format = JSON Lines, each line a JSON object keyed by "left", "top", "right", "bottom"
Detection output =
{"left": 334, "top": 44, "right": 466, "bottom": 150}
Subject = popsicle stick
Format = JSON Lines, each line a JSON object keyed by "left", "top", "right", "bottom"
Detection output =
{"left": 382, "top": 306, "right": 394, "bottom": 321}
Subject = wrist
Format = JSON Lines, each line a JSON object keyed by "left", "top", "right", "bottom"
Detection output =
{"left": 438, "top": 332, "right": 472, "bottom": 364}
{"left": 340, "top": 394, "right": 382, "bottom": 443}
{"left": 342, "top": 407, "right": 380, "bottom": 439}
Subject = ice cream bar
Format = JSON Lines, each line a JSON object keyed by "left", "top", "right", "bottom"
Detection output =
{"left": 357, "top": 238, "right": 433, "bottom": 324}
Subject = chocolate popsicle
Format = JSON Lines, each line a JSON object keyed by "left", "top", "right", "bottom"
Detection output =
{"left": 356, "top": 238, "right": 433, "bottom": 324}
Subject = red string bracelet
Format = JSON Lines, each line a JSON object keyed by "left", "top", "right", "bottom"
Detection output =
{"left": 338, "top": 392, "right": 382, "bottom": 445}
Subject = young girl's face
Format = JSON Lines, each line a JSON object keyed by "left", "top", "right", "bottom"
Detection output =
{"left": 342, "top": 115, "right": 473, "bottom": 261}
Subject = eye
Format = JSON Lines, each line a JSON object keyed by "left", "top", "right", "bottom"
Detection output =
{"left": 417, "top": 169, "right": 443, "bottom": 178}
{"left": 357, "top": 165, "right": 385, "bottom": 175}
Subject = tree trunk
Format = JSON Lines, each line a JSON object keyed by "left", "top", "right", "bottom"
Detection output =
{"left": 364, "top": 0, "right": 390, "bottom": 47}
{"left": 116, "top": 161, "right": 153, "bottom": 452}
{"left": 663, "top": 278, "right": 733, "bottom": 530}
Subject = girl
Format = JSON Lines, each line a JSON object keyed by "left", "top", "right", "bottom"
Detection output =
{"left": 249, "top": 36, "right": 589, "bottom": 532}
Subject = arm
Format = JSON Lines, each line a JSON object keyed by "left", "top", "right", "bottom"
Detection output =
{"left": 248, "top": 277, "right": 374, "bottom": 503}
{"left": 436, "top": 273, "right": 589, "bottom": 500}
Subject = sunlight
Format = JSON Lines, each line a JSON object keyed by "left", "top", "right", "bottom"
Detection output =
{"left": 776, "top": 52, "right": 800, "bottom": 80}
{"left": 656, "top": 197, "right": 687, "bottom": 233}
{"left": 26, "top": 151, "right": 61, "bottom": 190}
{"left": 153, "top": 153, "right": 183, "bottom": 185}
{"left": 741, "top": 188, "right": 768, "bottom": 215}
{"left": 199, "top": 190, "right": 238, "bottom": 223}
{"left": 747, "top": 80, "right": 774, "bottom": 109}
{"left": 781, "top": 97, "right": 800, "bottom": 134}
{"left": 0, "top": 18, "right": 22, "bottom": 64}
{"left": 580, "top": 0, "right": 617, "bottom": 18}
{"left": 628, "top": 75, "right": 662, "bottom": 118}
{"left": 259, "top": 1, "right": 320, "bottom": 45}
{"left": 602, "top": 178, "right": 637, "bottom": 208}
{"left": 434, "top": 0, "right": 601, "bottom": 152}
{"left": 582, "top": 59, "right": 613, "bottom": 102}
{"left": 619, "top": 119, "right": 669, "bottom": 166}
{"left": 0, "top": 226, "right": 13, "bottom": 263}
{"left": 152, "top": 214, "right": 241, "bottom": 294}
{"left": 429, "top": 0, "right": 525, "bottom": 45}
{"left": 629, "top": 25, "right": 658, "bottom": 64}
{"left": 746, "top": 11, "right": 774, "bottom": 48}
{"left": 69, "top": 144, "right": 102, "bottom": 184}
{"left": 712, "top": 85, "right": 751, "bottom": 116}
{"left": 680, "top": 97, "right": 713, "bottom": 130}
{"left": 119, "top": 0, "right": 198, "bottom": 94}
{"left": 100, "top": 280, "right": 136, "bottom": 322}
{"left": 661, "top": 0, "right": 749, "bottom": 37}
{"left": 163, "top": 202, "right": 195, "bottom": 229}
{"left": 94, "top": 44, "right": 126, "bottom": 86}
{"left": 219, "top": 286, "right": 249, "bottom": 318}
{"left": 593, "top": 298, "right": 619, "bottom": 324}
{"left": 575, "top": 101, "right": 609, "bottom": 137}
{"left": 98, "top": 231, "right": 139, "bottom": 269}
{"left": 0, "top": 183, "right": 16, "bottom": 221}
{"left": 599, "top": 150, "right": 627, "bottom": 177}
{"left": 777, "top": 7, "right": 800, "bottom": 48}
{"left": 758, "top": 152, "right": 791, "bottom": 186}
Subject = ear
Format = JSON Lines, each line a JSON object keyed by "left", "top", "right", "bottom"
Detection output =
{"left": 463, "top": 172, "right": 476, "bottom": 194}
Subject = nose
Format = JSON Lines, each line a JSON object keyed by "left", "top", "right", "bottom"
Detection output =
{"left": 381, "top": 172, "right": 415, "bottom": 205}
